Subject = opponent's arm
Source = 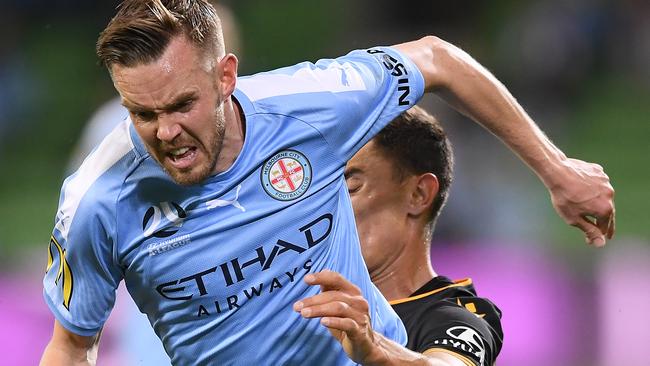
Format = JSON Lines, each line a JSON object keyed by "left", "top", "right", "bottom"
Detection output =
{"left": 356, "top": 334, "right": 474, "bottom": 366}
{"left": 295, "top": 271, "right": 471, "bottom": 366}
{"left": 394, "top": 36, "right": 615, "bottom": 246}
{"left": 355, "top": 334, "right": 472, "bottom": 366}
{"left": 40, "top": 320, "right": 101, "bottom": 366}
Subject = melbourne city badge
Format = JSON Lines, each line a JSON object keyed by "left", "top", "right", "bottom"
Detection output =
{"left": 261, "top": 150, "right": 312, "bottom": 201}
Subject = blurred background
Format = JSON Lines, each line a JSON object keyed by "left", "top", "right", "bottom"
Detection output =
{"left": 0, "top": 0, "right": 648, "bottom": 365}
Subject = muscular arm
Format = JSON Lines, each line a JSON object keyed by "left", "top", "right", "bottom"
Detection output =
{"left": 40, "top": 320, "right": 100, "bottom": 366}
{"left": 395, "top": 36, "right": 615, "bottom": 246}
{"left": 295, "top": 271, "right": 475, "bottom": 366}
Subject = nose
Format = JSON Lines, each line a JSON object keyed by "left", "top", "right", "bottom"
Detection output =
{"left": 156, "top": 113, "right": 182, "bottom": 142}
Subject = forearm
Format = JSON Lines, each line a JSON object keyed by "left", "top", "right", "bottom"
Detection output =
{"left": 40, "top": 321, "right": 99, "bottom": 366}
{"left": 363, "top": 333, "right": 467, "bottom": 366}
{"left": 40, "top": 341, "right": 96, "bottom": 366}
{"left": 398, "top": 36, "right": 567, "bottom": 188}
{"left": 431, "top": 37, "right": 567, "bottom": 187}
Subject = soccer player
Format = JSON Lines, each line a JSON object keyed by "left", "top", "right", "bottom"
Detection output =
{"left": 296, "top": 106, "right": 502, "bottom": 365}
{"left": 63, "top": 3, "right": 241, "bottom": 364}
{"left": 40, "top": 1, "right": 614, "bottom": 365}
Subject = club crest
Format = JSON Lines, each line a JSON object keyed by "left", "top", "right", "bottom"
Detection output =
{"left": 261, "top": 150, "right": 312, "bottom": 201}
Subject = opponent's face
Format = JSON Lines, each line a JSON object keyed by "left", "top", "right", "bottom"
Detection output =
{"left": 112, "top": 36, "right": 227, "bottom": 185}
{"left": 345, "top": 141, "right": 411, "bottom": 273}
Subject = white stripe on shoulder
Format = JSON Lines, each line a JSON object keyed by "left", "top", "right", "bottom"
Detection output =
{"left": 55, "top": 120, "right": 135, "bottom": 240}
{"left": 238, "top": 61, "right": 368, "bottom": 102}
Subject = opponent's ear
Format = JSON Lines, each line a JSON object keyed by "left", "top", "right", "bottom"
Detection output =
{"left": 217, "top": 53, "right": 238, "bottom": 98}
{"left": 407, "top": 173, "right": 439, "bottom": 217}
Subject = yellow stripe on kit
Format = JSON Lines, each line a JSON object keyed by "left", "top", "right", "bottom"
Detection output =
{"left": 46, "top": 236, "right": 75, "bottom": 310}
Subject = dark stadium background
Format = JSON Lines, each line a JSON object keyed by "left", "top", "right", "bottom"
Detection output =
{"left": 0, "top": 1, "right": 648, "bottom": 365}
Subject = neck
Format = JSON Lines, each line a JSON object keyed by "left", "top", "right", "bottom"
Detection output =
{"left": 371, "top": 227, "right": 437, "bottom": 301}
{"left": 213, "top": 98, "right": 245, "bottom": 173}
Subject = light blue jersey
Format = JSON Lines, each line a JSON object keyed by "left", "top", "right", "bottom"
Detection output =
{"left": 44, "top": 46, "right": 424, "bottom": 365}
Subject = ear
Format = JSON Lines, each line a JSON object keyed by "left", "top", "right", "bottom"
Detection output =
{"left": 217, "top": 53, "right": 238, "bottom": 98}
{"left": 407, "top": 173, "right": 439, "bottom": 217}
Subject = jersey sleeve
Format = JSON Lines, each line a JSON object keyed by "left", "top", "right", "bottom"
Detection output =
{"left": 43, "top": 185, "right": 122, "bottom": 336}
{"left": 308, "top": 46, "right": 426, "bottom": 162}
{"left": 415, "top": 298, "right": 503, "bottom": 366}
{"left": 238, "top": 46, "right": 425, "bottom": 162}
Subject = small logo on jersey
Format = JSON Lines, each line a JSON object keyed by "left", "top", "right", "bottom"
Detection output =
{"left": 206, "top": 184, "right": 246, "bottom": 212}
{"left": 261, "top": 150, "right": 312, "bottom": 201}
{"left": 147, "top": 234, "right": 192, "bottom": 256}
{"left": 46, "top": 236, "right": 74, "bottom": 310}
{"left": 142, "top": 201, "right": 187, "bottom": 238}
{"left": 457, "top": 298, "right": 486, "bottom": 318}
{"left": 367, "top": 48, "right": 411, "bottom": 106}
{"left": 433, "top": 325, "right": 486, "bottom": 365}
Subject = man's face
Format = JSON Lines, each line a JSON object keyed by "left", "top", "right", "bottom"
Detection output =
{"left": 345, "top": 141, "right": 411, "bottom": 273}
{"left": 112, "top": 36, "right": 226, "bottom": 185}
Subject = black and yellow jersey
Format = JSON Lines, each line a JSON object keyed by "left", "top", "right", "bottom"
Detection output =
{"left": 390, "top": 276, "right": 503, "bottom": 366}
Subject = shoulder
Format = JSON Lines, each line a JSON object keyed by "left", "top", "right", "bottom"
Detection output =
{"left": 56, "top": 120, "right": 143, "bottom": 240}
{"left": 394, "top": 278, "right": 502, "bottom": 335}
{"left": 392, "top": 278, "right": 503, "bottom": 363}
{"left": 236, "top": 49, "right": 386, "bottom": 106}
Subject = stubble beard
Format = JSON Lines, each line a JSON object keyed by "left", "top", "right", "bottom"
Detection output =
{"left": 160, "top": 106, "right": 226, "bottom": 186}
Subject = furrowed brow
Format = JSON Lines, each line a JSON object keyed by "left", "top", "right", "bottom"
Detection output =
{"left": 163, "top": 92, "right": 198, "bottom": 112}
{"left": 120, "top": 91, "right": 198, "bottom": 113}
{"left": 121, "top": 99, "right": 146, "bottom": 112}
